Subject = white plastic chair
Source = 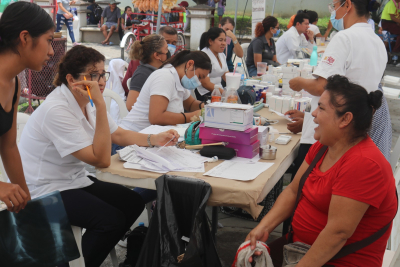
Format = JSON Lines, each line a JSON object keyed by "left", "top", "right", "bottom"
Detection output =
{"left": 127, "top": 77, "right": 132, "bottom": 90}
{"left": 382, "top": 244, "right": 400, "bottom": 267}
{"left": 241, "top": 43, "right": 250, "bottom": 79}
{"left": 0, "top": 112, "right": 30, "bottom": 182}
{"left": 103, "top": 88, "right": 129, "bottom": 120}
{"left": 69, "top": 226, "right": 119, "bottom": 267}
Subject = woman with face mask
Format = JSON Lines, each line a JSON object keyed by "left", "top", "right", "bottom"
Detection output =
{"left": 125, "top": 34, "right": 169, "bottom": 111}
{"left": 246, "top": 16, "right": 280, "bottom": 77}
{"left": 195, "top": 27, "right": 229, "bottom": 102}
{"left": 119, "top": 50, "right": 211, "bottom": 132}
{"left": 288, "top": 0, "right": 391, "bottom": 162}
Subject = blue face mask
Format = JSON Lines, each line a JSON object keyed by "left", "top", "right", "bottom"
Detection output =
{"left": 273, "top": 29, "right": 281, "bottom": 37}
{"left": 168, "top": 44, "right": 176, "bottom": 55}
{"left": 330, "top": 1, "right": 348, "bottom": 31}
{"left": 181, "top": 65, "right": 201, "bottom": 90}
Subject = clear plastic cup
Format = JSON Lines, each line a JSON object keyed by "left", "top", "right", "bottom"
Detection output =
{"left": 316, "top": 37, "right": 326, "bottom": 46}
{"left": 257, "top": 62, "right": 268, "bottom": 77}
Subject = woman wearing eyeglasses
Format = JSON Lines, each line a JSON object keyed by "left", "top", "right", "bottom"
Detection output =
{"left": 17, "top": 45, "right": 179, "bottom": 267}
{"left": 246, "top": 16, "right": 280, "bottom": 77}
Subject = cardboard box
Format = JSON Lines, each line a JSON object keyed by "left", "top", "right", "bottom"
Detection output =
{"left": 281, "top": 97, "right": 293, "bottom": 114}
{"left": 268, "top": 95, "right": 277, "bottom": 111}
{"left": 282, "top": 73, "right": 297, "bottom": 79}
{"left": 204, "top": 103, "right": 254, "bottom": 131}
{"left": 199, "top": 124, "right": 258, "bottom": 145}
{"left": 202, "top": 139, "right": 260, "bottom": 159}
{"left": 257, "top": 126, "right": 269, "bottom": 146}
{"left": 275, "top": 97, "right": 284, "bottom": 113}
{"left": 282, "top": 67, "right": 297, "bottom": 74}
{"left": 294, "top": 98, "right": 311, "bottom": 112}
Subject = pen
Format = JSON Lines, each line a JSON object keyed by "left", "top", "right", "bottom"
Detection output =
{"left": 157, "top": 136, "right": 175, "bottom": 152}
{"left": 83, "top": 76, "right": 94, "bottom": 107}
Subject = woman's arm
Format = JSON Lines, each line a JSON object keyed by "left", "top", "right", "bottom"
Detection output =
{"left": 70, "top": 80, "right": 111, "bottom": 168}
{"left": 148, "top": 95, "right": 201, "bottom": 125}
{"left": 112, "top": 127, "right": 179, "bottom": 147}
{"left": 199, "top": 76, "right": 217, "bottom": 92}
{"left": 183, "top": 96, "right": 204, "bottom": 112}
{"left": 253, "top": 53, "right": 263, "bottom": 70}
{"left": 272, "top": 55, "right": 279, "bottom": 64}
{"left": 390, "top": 14, "right": 400, "bottom": 24}
{"left": 297, "top": 195, "right": 369, "bottom": 267}
{"left": 289, "top": 76, "right": 327, "bottom": 96}
{"left": 126, "top": 90, "right": 139, "bottom": 111}
{"left": 323, "top": 21, "right": 333, "bottom": 39}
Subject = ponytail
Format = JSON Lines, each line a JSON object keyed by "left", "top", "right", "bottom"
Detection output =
{"left": 199, "top": 27, "right": 225, "bottom": 50}
{"left": 160, "top": 50, "right": 212, "bottom": 72}
{"left": 129, "top": 34, "right": 165, "bottom": 64}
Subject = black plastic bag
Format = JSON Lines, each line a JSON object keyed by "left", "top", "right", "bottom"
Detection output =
{"left": 135, "top": 175, "right": 222, "bottom": 267}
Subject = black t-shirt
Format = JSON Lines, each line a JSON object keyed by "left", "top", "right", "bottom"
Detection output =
{"left": 246, "top": 35, "right": 276, "bottom": 67}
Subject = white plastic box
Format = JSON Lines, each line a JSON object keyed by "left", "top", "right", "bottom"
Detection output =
{"left": 204, "top": 103, "right": 254, "bottom": 131}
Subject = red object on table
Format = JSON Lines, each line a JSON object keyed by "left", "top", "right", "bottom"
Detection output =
{"left": 261, "top": 91, "right": 267, "bottom": 103}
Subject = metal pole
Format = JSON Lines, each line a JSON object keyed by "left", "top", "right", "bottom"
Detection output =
{"left": 271, "top": 0, "right": 276, "bottom": 15}
{"left": 234, "top": 0, "right": 239, "bottom": 35}
{"left": 155, "top": 0, "right": 163, "bottom": 34}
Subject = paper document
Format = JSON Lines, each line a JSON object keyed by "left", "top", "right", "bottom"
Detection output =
{"left": 204, "top": 161, "right": 274, "bottom": 181}
{"left": 272, "top": 111, "right": 294, "bottom": 123}
{"left": 139, "top": 124, "right": 189, "bottom": 142}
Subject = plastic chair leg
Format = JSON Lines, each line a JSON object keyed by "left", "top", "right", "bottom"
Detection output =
{"left": 70, "top": 226, "right": 85, "bottom": 267}
{"left": 110, "top": 247, "right": 119, "bottom": 267}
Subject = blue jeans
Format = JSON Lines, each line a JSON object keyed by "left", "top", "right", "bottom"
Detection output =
{"left": 247, "top": 65, "right": 257, "bottom": 77}
{"left": 111, "top": 144, "right": 157, "bottom": 203}
{"left": 56, "top": 13, "right": 75, "bottom": 43}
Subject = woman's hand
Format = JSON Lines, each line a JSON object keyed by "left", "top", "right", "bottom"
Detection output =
{"left": 285, "top": 109, "right": 304, "bottom": 119}
{"left": 151, "top": 130, "right": 180, "bottom": 147}
{"left": 289, "top": 77, "right": 304, "bottom": 92}
{"left": 0, "top": 182, "right": 30, "bottom": 213}
{"left": 72, "top": 80, "right": 104, "bottom": 106}
{"left": 245, "top": 224, "right": 270, "bottom": 263}
{"left": 188, "top": 110, "right": 202, "bottom": 122}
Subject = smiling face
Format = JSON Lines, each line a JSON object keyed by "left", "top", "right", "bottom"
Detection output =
{"left": 209, "top": 32, "right": 226, "bottom": 54}
{"left": 21, "top": 29, "right": 55, "bottom": 72}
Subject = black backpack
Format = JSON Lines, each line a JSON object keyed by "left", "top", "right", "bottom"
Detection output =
{"left": 119, "top": 225, "right": 148, "bottom": 267}
{"left": 237, "top": 86, "right": 257, "bottom": 105}
{"left": 93, "top": 4, "right": 103, "bottom": 21}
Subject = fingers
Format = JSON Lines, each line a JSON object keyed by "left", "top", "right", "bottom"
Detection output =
{"left": 72, "top": 86, "right": 89, "bottom": 97}
{"left": 9, "top": 195, "right": 21, "bottom": 213}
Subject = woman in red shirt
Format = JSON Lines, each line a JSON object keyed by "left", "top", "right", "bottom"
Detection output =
{"left": 246, "top": 75, "right": 397, "bottom": 267}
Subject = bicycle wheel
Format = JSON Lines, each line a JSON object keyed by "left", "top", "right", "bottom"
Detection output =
{"left": 176, "top": 32, "right": 186, "bottom": 52}
{"left": 121, "top": 34, "right": 136, "bottom": 62}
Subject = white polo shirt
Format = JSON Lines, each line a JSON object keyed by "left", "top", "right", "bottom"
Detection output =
{"left": 196, "top": 47, "right": 228, "bottom": 96}
{"left": 276, "top": 26, "right": 314, "bottom": 64}
{"left": 119, "top": 64, "right": 191, "bottom": 132}
{"left": 18, "top": 84, "right": 118, "bottom": 199}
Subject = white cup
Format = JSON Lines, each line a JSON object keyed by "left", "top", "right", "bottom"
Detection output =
{"left": 226, "top": 73, "right": 241, "bottom": 90}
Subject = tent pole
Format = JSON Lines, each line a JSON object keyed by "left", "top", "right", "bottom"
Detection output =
{"left": 156, "top": 0, "right": 163, "bottom": 34}
{"left": 271, "top": 0, "right": 276, "bottom": 15}
{"left": 234, "top": 0, "right": 239, "bottom": 35}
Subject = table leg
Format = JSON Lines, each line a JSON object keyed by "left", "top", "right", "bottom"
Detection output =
{"left": 211, "top": 206, "right": 218, "bottom": 243}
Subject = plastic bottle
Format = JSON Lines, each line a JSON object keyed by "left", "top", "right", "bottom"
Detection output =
{"left": 236, "top": 63, "right": 245, "bottom": 86}
{"left": 211, "top": 86, "right": 222, "bottom": 103}
{"left": 309, "top": 45, "right": 318, "bottom": 66}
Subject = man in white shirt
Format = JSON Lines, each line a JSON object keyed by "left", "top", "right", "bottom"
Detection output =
{"left": 276, "top": 13, "right": 314, "bottom": 64}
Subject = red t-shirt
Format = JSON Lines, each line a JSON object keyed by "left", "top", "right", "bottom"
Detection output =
{"left": 122, "top": 60, "right": 140, "bottom": 97}
{"left": 292, "top": 137, "right": 397, "bottom": 267}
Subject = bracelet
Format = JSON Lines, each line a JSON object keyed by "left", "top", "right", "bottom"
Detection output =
{"left": 147, "top": 134, "right": 154, "bottom": 148}
{"left": 181, "top": 112, "right": 187, "bottom": 123}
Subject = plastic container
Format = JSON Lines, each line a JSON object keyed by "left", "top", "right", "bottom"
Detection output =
{"left": 257, "top": 62, "right": 268, "bottom": 76}
{"left": 211, "top": 86, "right": 222, "bottom": 103}
{"left": 225, "top": 73, "right": 241, "bottom": 90}
{"left": 236, "top": 63, "right": 245, "bottom": 86}
{"left": 310, "top": 45, "right": 318, "bottom": 66}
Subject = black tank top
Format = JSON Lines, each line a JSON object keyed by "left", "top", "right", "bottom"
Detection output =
{"left": 0, "top": 77, "right": 19, "bottom": 137}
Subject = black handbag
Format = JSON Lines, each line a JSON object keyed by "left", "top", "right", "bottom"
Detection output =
{"left": 237, "top": 86, "right": 256, "bottom": 105}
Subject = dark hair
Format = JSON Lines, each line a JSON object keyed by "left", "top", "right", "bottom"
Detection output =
{"left": 339, "top": 0, "right": 381, "bottom": 17}
{"left": 54, "top": 45, "right": 105, "bottom": 87}
{"left": 88, "top": 0, "right": 95, "bottom": 3}
{"left": 0, "top": 2, "right": 55, "bottom": 54}
{"left": 160, "top": 50, "right": 212, "bottom": 72}
{"left": 324, "top": 75, "right": 382, "bottom": 139}
{"left": 307, "top": 11, "right": 319, "bottom": 24}
{"left": 293, "top": 13, "right": 310, "bottom": 26}
{"left": 219, "top": 17, "right": 235, "bottom": 27}
{"left": 199, "top": 27, "right": 226, "bottom": 50}
{"left": 159, "top": 26, "right": 178, "bottom": 36}
{"left": 255, "top": 16, "right": 278, "bottom": 37}
{"left": 129, "top": 34, "right": 166, "bottom": 63}
{"left": 124, "top": 6, "right": 132, "bottom": 12}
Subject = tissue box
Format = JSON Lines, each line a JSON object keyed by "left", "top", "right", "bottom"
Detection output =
{"left": 275, "top": 97, "right": 284, "bottom": 113}
{"left": 202, "top": 139, "right": 260, "bottom": 159}
{"left": 199, "top": 124, "right": 258, "bottom": 145}
{"left": 257, "top": 126, "right": 269, "bottom": 146}
{"left": 268, "top": 95, "right": 277, "bottom": 111}
{"left": 282, "top": 97, "right": 293, "bottom": 114}
{"left": 204, "top": 103, "right": 254, "bottom": 131}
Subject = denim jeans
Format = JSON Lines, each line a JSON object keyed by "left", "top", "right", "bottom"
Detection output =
{"left": 56, "top": 13, "right": 76, "bottom": 43}
{"left": 247, "top": 65, "right": 257, "bottom": 77}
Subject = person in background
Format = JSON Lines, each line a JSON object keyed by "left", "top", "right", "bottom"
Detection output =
{"left": 87, "top": 0, "right": 101, "bottom": 25}
{"left": 179, "top": 1, "right": 190, "bottom": 32}
{"left": 56, "top": 0, "right": 80, "bottom": 46}
{"left": 307, "top": 10, "right": 333, "bottom": 39}
{"left": 367, "top": 16, "right": 376, "bottom": 30}
{"left": 118, "top": 6, "right": 133, "bottom": 41}
{"left": 217, "top": 0, "right": 226, "bottom": 21}
{"left": 0, "top": 2, "right": 54, "bottom": 213}
{"left": 125, "top": 34, "right": 168, "bottom": 110}
{"left": 196, "top": 27, "right": 228, "bottom": 101}
{"left": 18, "top": 46, "right": 178, "bottom": 267}
{"left": 287, "top": 9, "right": 306, "bottom": 29}
{"left": 246, "top": 16, "right": 280, "bottom": 77}
{"left": 100, "top": 0, "right": 121, "bottom": 45}
{"left": 121, "top": 26, "right": 178, "bottom": 95}
{"left": 208, "top": 0, "right": 216, "bottom": 27}
{"left": 246, "top": 75, "right": 397, "bottom": 267}
{"left": 276, "top": 13, "right": 314, "bottom": 65}
{"left": 219, "top": 17, "right": 243, "bottom": 72}
{"left": 381, "top": 0, "right": 400, "bottom": 54}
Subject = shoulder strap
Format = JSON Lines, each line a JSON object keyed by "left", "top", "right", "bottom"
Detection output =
{"left": 288, "top": 145, "right": 328, "bottom": 243}
{"left": 12, "top": 77, "right": 18, "bottom": 106}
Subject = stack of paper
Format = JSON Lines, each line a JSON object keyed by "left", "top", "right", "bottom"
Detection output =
{"left": 118, "top": 145, "right": 208, "bottom": 173}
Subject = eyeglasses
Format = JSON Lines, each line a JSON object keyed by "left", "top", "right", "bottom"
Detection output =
{"left": 328, "top": 0, "right": 341, "bottom": 13}
{"left": 274, "top": 26, "right": 280, "bottom": 30}
{"left": 79, "top": 72, "right": 110, "bottom": 82}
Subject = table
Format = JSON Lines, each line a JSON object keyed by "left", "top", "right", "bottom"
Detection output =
{"left": 96, "top": 107, "right": 301, "bottom": 221}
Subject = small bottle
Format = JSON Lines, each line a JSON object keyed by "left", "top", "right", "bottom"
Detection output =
{"left": 211, "top": 86, "right": 222, "bottom": 103}
{"left": 236, "top": 63, "right": 245, "bottom": 86}
{"left": 309, "top": 45, "right": 318, "bottom": 66}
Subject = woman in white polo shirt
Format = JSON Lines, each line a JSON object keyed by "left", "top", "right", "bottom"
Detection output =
{"left": 119, "top": 50, "right": 211, "bottom": 132}
{"left": 18, "top": 45, "right": 178, "bottom": 267}
{"left": 289, "top": 0, "right": 391, "bottom": 160}
{"left": 195, "top": 27, "right": 229, "bottom": 102}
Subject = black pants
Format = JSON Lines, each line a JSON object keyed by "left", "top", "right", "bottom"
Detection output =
{"left": 282, "top": 143, "right": 312, "bottom": 236}
{"left": 60, "top": 177, "right": 144, "bottom": 267}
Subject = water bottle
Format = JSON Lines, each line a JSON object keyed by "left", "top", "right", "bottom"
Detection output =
{"left": 310, "top": 45, "right": 318, "bottom": 66}
{"left": 236, "top": 63, "right": 245, "bottom": 86}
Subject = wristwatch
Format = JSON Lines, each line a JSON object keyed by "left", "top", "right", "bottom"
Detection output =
{"left": 147, "top": 134, "right": 154, "bottom": 148}
{"left": 233, "top": 39, "right": 238, "bottom": 45}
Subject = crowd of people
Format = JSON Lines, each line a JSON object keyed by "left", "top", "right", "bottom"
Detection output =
{"left": 0, "top": 0, "right": 399, "bottom": 267}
